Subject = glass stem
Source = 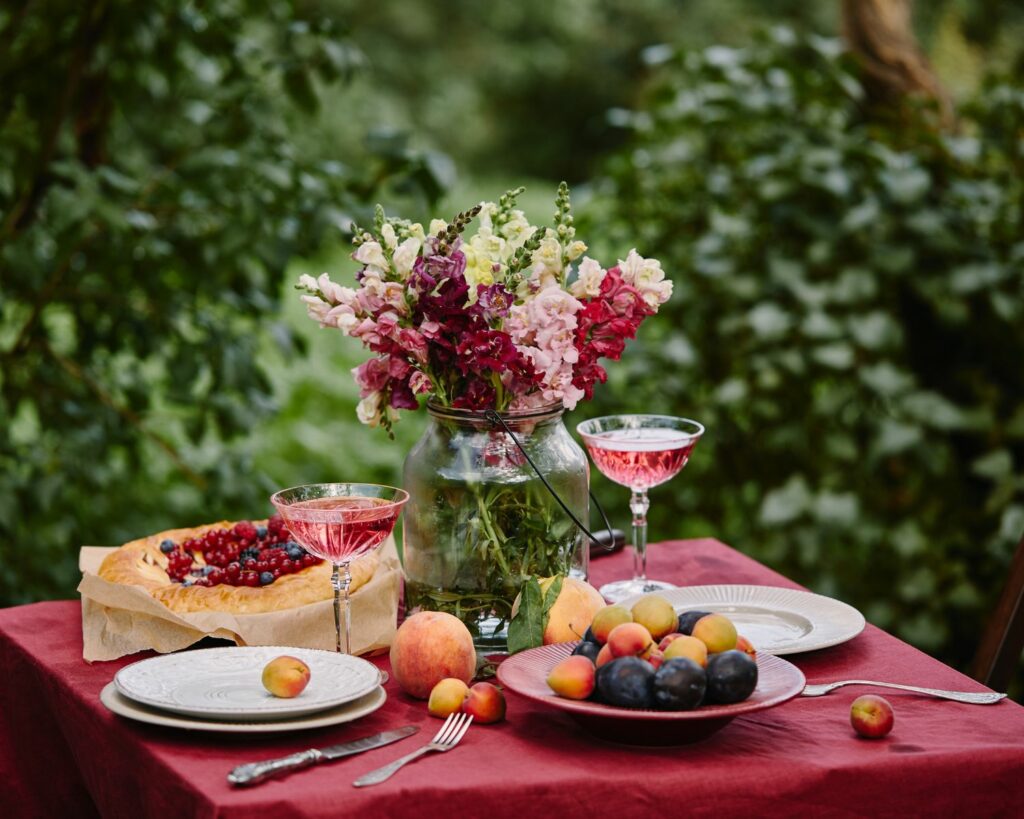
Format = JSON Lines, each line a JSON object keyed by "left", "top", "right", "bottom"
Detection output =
{"left": 331, "top": 564, "right": 342, "bottom": 653}
{"left": 342, "top": 562, "right": 353, "bottom": 655}
{"left": 630, "top": 488, "right": 650, "bottom": 583}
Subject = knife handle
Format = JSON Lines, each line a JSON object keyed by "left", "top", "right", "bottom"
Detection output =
{"left": 228, "top": 749, "right": 323, "bottom": 786}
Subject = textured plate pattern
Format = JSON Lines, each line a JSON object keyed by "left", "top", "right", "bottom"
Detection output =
{"left": 620, "top": 584, "right": 865, "bottom": 655}
{"left": 115, "top": 646, "right": 382, "bottom": 720}
{"left": 497, "top": 642, "right": 804, "bottom": 723}
{"left": 101, "top": 683, "right": 386, "bottom": 733}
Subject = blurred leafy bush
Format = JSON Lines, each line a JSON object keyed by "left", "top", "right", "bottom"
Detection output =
{"left": 0, "top": 0, "right": 441, "bottom": 605}
{"left": 585, "top": 29, "right": 1024, "bottom": 676}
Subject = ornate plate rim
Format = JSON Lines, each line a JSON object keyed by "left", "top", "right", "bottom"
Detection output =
{"left": 114, "top": 646, "right": 383, "bottom": 720}
{"left": 100, "top": 682, "right": 386, "bottom": 733}
{"left": 619, "top": 584, "right": 866, "bottom": 655}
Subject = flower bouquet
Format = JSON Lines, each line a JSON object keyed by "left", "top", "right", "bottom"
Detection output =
{"left": 298, "top": 185, "right": 671, "bottom": 648}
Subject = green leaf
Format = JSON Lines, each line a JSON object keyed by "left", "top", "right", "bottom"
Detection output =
{"left": 542, "top": 575, "right": 564, "bottom": 617}
{"left": 507, "top": 577, "right": 545, "bottom": 655}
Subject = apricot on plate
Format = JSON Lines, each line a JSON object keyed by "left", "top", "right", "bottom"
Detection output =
{"left": 462, "top": 682, "right": 506, "bottom": 724}
{"left": 591, "top": 605, "right": 633, "bottom": 644}
{"left": 595, "top": 643, "right": 614, "bottom": 667}
{"left": 658, "top": 632, "right": 685, "bottom": 652}
{"left": 662, "top": 634, "right": 708, "bottom": 668}
{"left": 630, "top": 595, "right": 678, "bottom": 641}
{"left": 735, "top": 635, "right": 757, "bottom": 658}
{"left": 547, "top": 655, "right": 597, "bottom": 700}
{"left": 261, "top": 655, "right": 311, "bottom": 698}
{"left": 691, "top": 613, "right": 738, "bottom": 654}
{"left": 607, "top": 622, "right": 655, "bottom": 659}
{"left": 428, "top": 678, "right": 470, "bottom": 718}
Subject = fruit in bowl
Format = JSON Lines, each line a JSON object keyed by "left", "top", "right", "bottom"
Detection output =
{"left": 261, "top": 655, "right": 311, "bottom": 698}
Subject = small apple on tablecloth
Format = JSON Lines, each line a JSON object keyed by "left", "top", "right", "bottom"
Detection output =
{"left": 850, "top": 694, "right": 895, "bottom": 738}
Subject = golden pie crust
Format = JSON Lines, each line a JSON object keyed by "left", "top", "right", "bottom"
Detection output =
{"left": 98, "top": 520, "right": 379, "bottom": 614}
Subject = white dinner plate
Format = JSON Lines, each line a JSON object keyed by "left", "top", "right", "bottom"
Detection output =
{"left": 101, "top": 683, "right": 387, "bottom": 733}
{"left": 620, "top": 584, "right": 866, "bottom": 655}
{"left": 114, "top": 646, "right": 383, "bottom": 721}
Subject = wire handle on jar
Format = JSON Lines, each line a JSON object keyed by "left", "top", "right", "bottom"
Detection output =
{"left": 483, "top": 409, "right": 617, "bottom": 552}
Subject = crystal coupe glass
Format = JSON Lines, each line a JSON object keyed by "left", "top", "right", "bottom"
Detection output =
{"left": 576, "top": 415, "right": 704, "bottom": 603}
{"left": 271, "top": 483, "right": 408, "bottom": 654}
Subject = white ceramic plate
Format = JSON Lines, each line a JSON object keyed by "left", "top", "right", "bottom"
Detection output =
{"left": 620, "top": 584, "right": 866, "bottom": 655}
{"left": 114, "top": 646, "right": 383, "bottom": 721}
{"left": 100, "top": 683, "right": 387, "bottom": 733}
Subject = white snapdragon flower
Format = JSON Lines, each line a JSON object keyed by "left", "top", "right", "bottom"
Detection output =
{"left": 476, "top": 201, "right": 498, "bottom": 231}
{"left": 408, "top": 222, "right": 426, "bottom": 240}
{"left": 618, "top": 249, "right": 673, "bottom": 309}
{"left": 565, "top": 240, "right": 587, "bottom": 262}
{"left": 297, "top": 273, "right": 319, "bottom": 291}
{"left": 428, "top": 218, "right": 447, "bottom": 235}
{"left": 354, "top": 241, "right": 388, "bottom": 271}
{"left": 470, "top": 227, "right": 509, "bottom": 264}
{"left": 500, "top": 210, "right": 533, "bottom": 249}
{"left": 568, "top": 257, "right": 606, "bottom": 299}
{"left": 380, "top": 222, "right": 398, "bottom": 250}
{"left": 356, "top": 392, "right": 382, "bottom": 426}
{"left": 392, "top": 236, "right": 422, "bottom": 279}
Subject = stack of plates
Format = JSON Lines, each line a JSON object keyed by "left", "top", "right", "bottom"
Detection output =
{"left": 101, "top": 646, "right": 387, "bottom": 732}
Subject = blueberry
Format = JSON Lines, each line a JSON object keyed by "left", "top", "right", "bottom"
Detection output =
{"left": 202, "top": 566, "right": 215, "bottom": 576}
{"left": 182, "top": 578, "right": 194, "bottom": 587}
{"left": 287, "top": 548, "right": 304, "bottom": 561}
{"left": 240, "top": 547, "right": 260, "bottom": 562}
{"left": 259, "top": 571, "right": 275, "bottom": 585}
{"left": 160, "top": 539, "right": 176, "bottom": 554}
{"left": 256, "top": 525, "right": 268, "bottom": 539}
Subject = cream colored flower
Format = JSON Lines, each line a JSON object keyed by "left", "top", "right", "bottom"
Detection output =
{"left": 565, "top": 240, "right": 587, "bottom": 262}
{"left": 568, "top": 257, "right": 606, "bottom": 299}
{"left": 380, "top": 223, "right": 398, "bottom": 250}
{"left": 618, "top": 248, "right": 673, "bottom": 309}
{"left": 428, "top": 218, "right": 448, "bottom": 236}
{"left": 408, "top": 222, "right": 426, "bottom": 241}
{"left": 392, "top": 236, "right": 422, "bottom": 279}
{"left": 354, "top": 241, "right": 387, "bottom": 271}
{"left": 356, "top": 392, "right": 382, "bottom": 426}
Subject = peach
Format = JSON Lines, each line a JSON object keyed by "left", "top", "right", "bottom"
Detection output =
{"left": 595, "top": 643, "right": 614, "bottom": 667}
{"left": 647, "top": 648, "right": 666, "bottom": 670}
{"left": 607, "top": 622, "right": 655, "bottom": 659}
{"left": 735, "top": 635, "right": 757, "bottom": 659}
{"left": 850, "top": 695, "right": 894, "bottom": 738}
{"left": 546, "top": 655, "right": 596, "bottom": 700}
{"left": 662, "top": 634, "right": 708, "bottom": 667}
{"left": 428, "top": 678, "right": 470, "bottom": 718}
{"left": 691, "top": 614, "right": 738, "bottom": 654}
{"left": 390, "top": 611, "right": 477, "bottom": 699}
{"left": 658, "top": 632, "right": 685, "bottom": 652}
{"left": 591, "top": 605, "right": 633, "bottom": 644}
{"left": 261, "top": 655, "right": 311, "bottom": 698}
{"left": 462, "top": 682, "right": 506, "bottom": 724}
{"left": 630, "top": 595, "right": 678, "bottom": 640}
{"left": 539, "top": 577, "right": 606, "bottom": 644}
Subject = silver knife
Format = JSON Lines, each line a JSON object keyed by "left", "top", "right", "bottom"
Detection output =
{"left": 227, "top": 726, "right": 419, "bottom": 786}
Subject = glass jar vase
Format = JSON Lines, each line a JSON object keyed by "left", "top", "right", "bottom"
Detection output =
{"left": 401, "top": 401, "right": 589, "bottom": 652}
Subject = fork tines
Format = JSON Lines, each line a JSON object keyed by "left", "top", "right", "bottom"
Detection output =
{"left": 433, "top": 712, "right": 472, "bottom": 746}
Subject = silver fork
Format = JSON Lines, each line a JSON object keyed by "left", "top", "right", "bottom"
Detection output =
{"left": 802, "top": 680, "right": 1006, "bottom": 704}
{"left": 352, "top": 712, "right": 472, "bottom": 787}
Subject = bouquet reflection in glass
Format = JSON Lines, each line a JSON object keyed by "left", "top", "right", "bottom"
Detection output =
{"left": 577, "top": 415, "right": 704, "bottom": 603}
{"left": 270, "top": 483, "right": 408, "bottom": 654}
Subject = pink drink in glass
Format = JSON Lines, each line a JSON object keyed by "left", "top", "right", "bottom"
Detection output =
{"left": 583, "top": 428, "right": 697, "bottom": 491}
{"left": 280, "top": 496, "right": 400, "bottom": 563}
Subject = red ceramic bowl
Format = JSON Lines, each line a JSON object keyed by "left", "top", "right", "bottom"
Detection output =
{"left": 496, "top": 642, "right": 805, "bottom": 745}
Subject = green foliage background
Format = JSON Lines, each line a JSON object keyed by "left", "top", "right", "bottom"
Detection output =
{"left": 2, "top": 1, "right": 1023, "bottom": 690}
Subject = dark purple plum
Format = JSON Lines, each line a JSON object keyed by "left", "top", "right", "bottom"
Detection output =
{"left": 677, "top": 610, "right": 711, "bottom": 636}
{"left": 706, "top": 650, "right": 758, "bottom": 704}
{"left": 595, "top": 657, "right": 655, "bottom": 709}
{"left": 571, "top": 640, "right": 601, "bottom": 664}
{"left": 652, "top": 658, "right": 707, "bottom": 710}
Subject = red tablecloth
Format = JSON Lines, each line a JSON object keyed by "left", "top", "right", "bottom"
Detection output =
{"left": 2, "top": 539, "right": 1023, "bottom": 819}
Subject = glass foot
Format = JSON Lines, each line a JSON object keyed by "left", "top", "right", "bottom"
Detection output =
{"left": 599, "top": 577, "right": 676, "bottom": 604}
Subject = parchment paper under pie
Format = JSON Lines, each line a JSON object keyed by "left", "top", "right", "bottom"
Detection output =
{"left": 77, "top": 537, "right": 401, "bottom": 662}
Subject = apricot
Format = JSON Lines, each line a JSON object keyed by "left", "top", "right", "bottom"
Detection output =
{"left": 462, "top": 681, "right": 506, "bottom": 724}
{"left": 590, "top": 605, "right": 633, "bottom": 644}
{"left": 546, "top": 655, "right": 597, "bottom": 700}
{"left": 735, "top": 635, "right": 757, "bottom": 659}
{"left": 630, "top": 595, "right": 678, "bottom": 641}
{"left": 607, "top": 622, "right": 655, "bottom": 659}
{"left": 647, "top": 648, "right": 666, "bottom": 670}
{"left": 390, "top": 611, "right": 477, "bottom": 699}
{"left": 662, "top": 634, "right": 708, "bottom": 668}
{"left": 428, "top": 678, "right": 470, "bottom": 718}
{"left": 691, "top": 613, "right": 738, "bottom": 654}
{"left": 261, "top": 655, "right": 311, "bottom": 698}
{"left": 850, "top": 694, "right": 894, "bottom": 738}
{"left": 658, "top": 633, "right": 684, "bottom": 652}
{"left": 595, "top": 643, "right": 614, "bottom": 667}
